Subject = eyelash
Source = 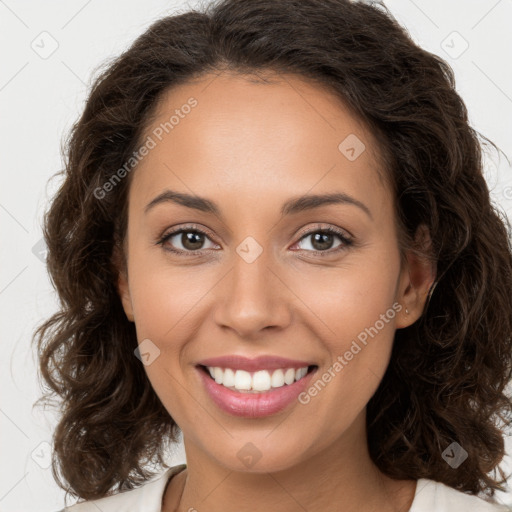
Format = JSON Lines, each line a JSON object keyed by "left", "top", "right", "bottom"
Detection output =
{"left": 156, "top": 224, "right": 354, "bottom": 257}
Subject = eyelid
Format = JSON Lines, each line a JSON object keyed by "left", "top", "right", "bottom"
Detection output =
{"left": 294, "top": 222, "right": 352, "bottom": 242}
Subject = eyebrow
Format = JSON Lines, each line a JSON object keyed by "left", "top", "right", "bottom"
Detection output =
{"left": 145, "top": 189, "right": 372, "bottom": 220}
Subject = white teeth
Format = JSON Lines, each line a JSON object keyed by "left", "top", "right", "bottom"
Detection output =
{"left": 223, "top": 368, "right": 235, "bottom": 387}
{"left": 214, "top": 367, "right": 223, "bottom": 384}
{"left": 284, "top": 368, "right": 295, "bottom": 385}
{"left": 271, "top": 369, "right": 285, "bottom": 388}
{"left": 205, "top": 365, "right": 311, "bottom": 392}
{"left": 234, "top": 370, "right": 252, "bottom": 390}
{"left": 252, "top": 370, "right": 271, "bottom": 391}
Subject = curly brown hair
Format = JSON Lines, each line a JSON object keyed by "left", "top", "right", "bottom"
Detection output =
{"left": 34, "top": 0, "right": 512, "bottom": 502}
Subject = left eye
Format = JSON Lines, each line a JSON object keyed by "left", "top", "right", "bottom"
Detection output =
{"left": 294, "top": 229, "right": 351, "bottom": 252}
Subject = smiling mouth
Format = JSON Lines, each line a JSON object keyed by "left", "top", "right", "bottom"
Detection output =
{"left": 198, "top": 364, "right": 318, "bottom": 393}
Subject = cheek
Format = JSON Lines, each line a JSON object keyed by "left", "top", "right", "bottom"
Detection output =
{"left": 125, "top": 254, "right": 206, "bottom": 422}
{"left": 127, "top": 246, "right": 214, "bottom": 340}
{"left": 289, "top": 251, "right": 400, "bottom": 342}
{"left": 126, "top": 250, "right": 216, "bottom": 408}
{"left": 291, "top": 253, "right": 400, "bottom": 403}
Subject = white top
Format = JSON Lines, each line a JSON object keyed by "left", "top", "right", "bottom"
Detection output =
{"left": 60, "top": 464, "right": 511, "bottom": 512}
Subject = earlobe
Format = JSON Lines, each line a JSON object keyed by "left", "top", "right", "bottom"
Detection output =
{"left": 396, "top": 224, "right": 437, "bottom": 328}
{"left": 112, "top": 244, "right": 135, "bottom": 322}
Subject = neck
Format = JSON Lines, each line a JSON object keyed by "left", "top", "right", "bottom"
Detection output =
{"left": 163, "top": 412, "right": 416, "bottom": 512}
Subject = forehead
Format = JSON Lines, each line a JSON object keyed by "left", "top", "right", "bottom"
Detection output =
{"left": 129, "top": 71, "right": 391, "bottom": 221}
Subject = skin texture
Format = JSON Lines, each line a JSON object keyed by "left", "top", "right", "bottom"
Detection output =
{"left": 116, "top": 71, "right": 436, "bottom": 512}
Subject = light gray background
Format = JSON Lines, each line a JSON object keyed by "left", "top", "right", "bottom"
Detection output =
{"left": 1, "top": 1, "right": 511, "bottom": 510}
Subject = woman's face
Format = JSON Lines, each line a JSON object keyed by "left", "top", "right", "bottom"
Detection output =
{"left": 117, "top": 71, "right": 431, "bottom": 473}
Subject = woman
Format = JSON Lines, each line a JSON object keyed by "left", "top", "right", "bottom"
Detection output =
{"left": 35, "top": 0, "right": 512, "bottom": 510}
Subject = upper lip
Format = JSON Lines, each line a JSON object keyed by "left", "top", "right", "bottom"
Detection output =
{"left": 197, "top": 355, "right": 315, "bottom": 372}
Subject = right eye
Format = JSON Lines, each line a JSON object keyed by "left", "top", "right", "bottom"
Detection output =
{"left": 157, "top": 226, "right": 220, "bottom": 255}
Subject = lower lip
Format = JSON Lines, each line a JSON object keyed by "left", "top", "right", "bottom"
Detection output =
{"left": 197, "top": 366, "right": 317, "bottom": 418}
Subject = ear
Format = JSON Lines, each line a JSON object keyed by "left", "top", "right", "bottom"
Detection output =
{"left": 112, "top": 243, "right": 134, "bottom": 322}
{"left": 395, "top": 224, "right": 436, "bottom": 329}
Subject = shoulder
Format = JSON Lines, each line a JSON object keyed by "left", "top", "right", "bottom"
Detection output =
{"left": 58, "top": 464, "right": 187, "bottom": 512}
{"left": 410, "top": 478, "right": 511, "bottom": 512}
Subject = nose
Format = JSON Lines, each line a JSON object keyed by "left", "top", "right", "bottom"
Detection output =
{"left": 212, "top": 249, "right": 292, "bottom": 339}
